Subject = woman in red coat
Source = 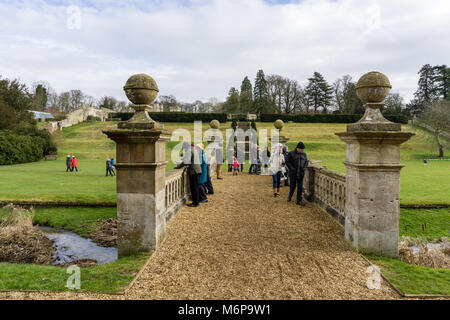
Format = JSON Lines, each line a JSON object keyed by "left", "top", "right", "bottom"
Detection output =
{"left": 71, "top": 156, "right": 78, "bottom": 172}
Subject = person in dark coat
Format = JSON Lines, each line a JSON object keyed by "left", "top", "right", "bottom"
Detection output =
{"left": 66, "top": 155, "right": 72, "bottom": 172}
{"left": 106, "top": 158, "right": 112, "bottom": 176}
{"left": 205, "top": 164, "right": 214, "bottom": 194}
{"left": 175, "top": 142, "right": 202, "bottom": 207}
{"left": 286, "top": 142, "right": 308, "bottom": 206}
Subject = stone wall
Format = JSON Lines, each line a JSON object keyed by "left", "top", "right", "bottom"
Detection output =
{"left": 304, "top": 161, "right": 346, "bottom": 226}
{"left": 41, "top": 107, "right": 114, "bottom": 134}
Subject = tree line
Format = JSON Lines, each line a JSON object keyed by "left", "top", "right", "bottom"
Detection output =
{"left": 218, "top": 70, "right": 406, "bottom": 116}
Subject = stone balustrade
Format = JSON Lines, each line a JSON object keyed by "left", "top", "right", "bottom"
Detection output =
{"left": 164, "top": 168, "right": 190, "bottom": 222}
{"left": 304, "top": 160, "right": 346, "bottom": 226}
{"left": 163, "top": 154, "right": 217, "bottom": 223}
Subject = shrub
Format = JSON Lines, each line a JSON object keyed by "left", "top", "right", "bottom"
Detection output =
{"left": 260, "top": 113, "right": 408, "bottom": 124}
{"left": 109, "top": 112, "right": 228, "bottom": 123}
{"left": 0, "top": 123, "right": 57, "bottom": 165}
{"left": 86, "top": 115, "right": 101, "bottom": 122}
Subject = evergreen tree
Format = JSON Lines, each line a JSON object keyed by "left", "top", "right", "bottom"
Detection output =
{"left": 240, "top": 76, "right": 253, "bottom": 113}
{"left": 432, "top": 65, "right": 450, "bottom": 100}
{"left": 412, "top": 64, "right": 437, "bottom": 115}
{"left": 33, "top": 84, "right": 48, "bottom": 111}
{"left": 253, "top": 69, "right": 270, "bottom": 115}
{"left": 223, "top": 87, "right": 240, "bottom": 113}
{"left": 304, "top": 72, "right": 333, "bottom": 113}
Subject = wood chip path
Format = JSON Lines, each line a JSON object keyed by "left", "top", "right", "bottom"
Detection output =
{"left": 0, "top": 172, "right": 399, "bottom": 300}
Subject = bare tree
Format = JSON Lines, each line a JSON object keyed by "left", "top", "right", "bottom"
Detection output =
{"left": 419, "top": 99, "right": 450, "bottom": 157}
{"left": 68, "top": 89, "right": 85, "bottom": 111}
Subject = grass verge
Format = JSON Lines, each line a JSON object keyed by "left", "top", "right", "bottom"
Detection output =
{"left": 33, "top": 207, "right": 117, "bottom": 239}
{"left": 0, "top": 252, "right": 150, "bottom": 293}
{"left": 400, "top": 208, "right": 450, "bottom": 241}
{"left": 366, "top": 253, "right": 450, "bottom": 295}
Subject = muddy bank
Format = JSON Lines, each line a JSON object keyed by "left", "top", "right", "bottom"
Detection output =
{"left": 91, "top": 218, "right": 117, "bottom": 247}
{"left": 399, "top": 237, "right": 450, "bottom": 269}
{"left": 0, "top": 205, "right": 54, "bottom": 265}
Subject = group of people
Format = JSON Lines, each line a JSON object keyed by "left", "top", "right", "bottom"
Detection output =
{"left": 177, "top": 140, "right": 308, "bottom": 207}
{"left": 106, "top": 157, "right": 116, "bottom": 176}
{"left": 175, "top": 143, "right": 214, "bottom": 207}
{"left": 65, "top": 155, "right": 79, "bottom": 172}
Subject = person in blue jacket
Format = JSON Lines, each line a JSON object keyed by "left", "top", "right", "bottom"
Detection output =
{"left": 197, "top": 144, "right": 209, "bottom": 203}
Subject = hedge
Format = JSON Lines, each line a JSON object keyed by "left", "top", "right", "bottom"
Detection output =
{"left": 110, "top": 112, "right": 228, "bottom": 123}
{"left": 0, "top": 125, "right": 57, "bottom": 165}
{"left": 259, "top": 113, "right": 408, "bottom": 124}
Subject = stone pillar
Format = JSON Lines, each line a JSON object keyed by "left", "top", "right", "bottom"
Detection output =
{"left": 336, "top": 72, "right": 414, "bottom": 258}
{"left": 103, "top": 74, "right": 170, "bottom": 257}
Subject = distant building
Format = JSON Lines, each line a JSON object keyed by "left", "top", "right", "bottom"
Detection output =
{"left": 169, "top": 105, "right": 183, "bottom": 112}
{"left": 152, "top": 103, "right": 163, "bottom": 112}
{"left": 29, "top": 111, "right": 54, "bottom": 122}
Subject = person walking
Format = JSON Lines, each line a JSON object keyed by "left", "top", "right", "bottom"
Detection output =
{"left": 106, "top": 158, "right": 112, "bottom": 176}
{"left": 248, "top": 143, "right": 257, "bottom": 174}
{"left": 227, "top": 146, "right": 234, "bottom": 172}
{"left": 110, "top": 157, "right": 116, "bottom": 176}
{"left": 71, "top": 156, "right": 78, "bottom": 172}
{"left": 286, "top": 142, "right": 308, "bottom": 206}
{"left": 197, "top": 144, "right": 209, "bottom": 203}
{"left": 175, "top": 143, "right": 202, "bottom": 207}
{"left": 262, "top": 146, "right": 271, "bottom": 175}
{"left": 232, "top": 156, "right": 240, "bottom": 175}
{"left": 66, "top": 155, "right": 72, "bottom": 172}
{"left": 215, "top": 141, "right": 223, "bottom": 180}
{"left": 269, "top": 143, "right": 284, "bottom": 197}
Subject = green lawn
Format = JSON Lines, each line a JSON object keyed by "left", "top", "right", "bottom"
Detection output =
{"left": 0, "top": 121, "right": 448, "bottom": 205}
{"left": 365, "top": 207, "right": 450, "bottom": 296}
{"left": 366, "top": 254, "right": 450, "bottom": 295}
{"left": 0, "top": 252, "right": 149, "bottom": 292}
{"left": 33, "top": 207, "right": 117, "bottom": 239}
{"left": 400, "top": 208, "right": 450, "bottom": 241}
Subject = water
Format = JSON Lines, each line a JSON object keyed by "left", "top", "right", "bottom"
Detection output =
{"left": 409, "top": 242, "right": 442, "bottom": 253}
{"left": 39, "top": 226, "right": 118, "bottom": 265}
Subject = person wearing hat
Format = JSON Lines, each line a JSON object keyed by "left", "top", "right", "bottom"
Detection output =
{"left": 286, "top": 142, "right": 309, "bottom": 206}
{"left": 71, "top": 156, "right": 78, "bottom": 172}
{"left": 66, "top": 155, "right": 72, "bottom": 172}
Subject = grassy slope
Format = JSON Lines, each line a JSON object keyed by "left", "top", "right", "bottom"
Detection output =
{"left": 366, "top": 254, "right": 449, "bottom": 295}
{"left": 0, "top": 121, "right": 448, "bottom": 204}
{"left": 0, "top": 253, "right": 149, "bottom": 292}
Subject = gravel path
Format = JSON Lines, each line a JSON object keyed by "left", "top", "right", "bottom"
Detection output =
{"left": 0, "top": 172, "right": 399, "bottom": 300}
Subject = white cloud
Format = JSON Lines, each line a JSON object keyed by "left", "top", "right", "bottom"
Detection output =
{"left": 0, "top": 0, "right": 449, "bottom": 103}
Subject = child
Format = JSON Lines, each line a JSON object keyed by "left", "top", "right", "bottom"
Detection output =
{"left": 232, "top": 156, "right": 240, "bottom": 176}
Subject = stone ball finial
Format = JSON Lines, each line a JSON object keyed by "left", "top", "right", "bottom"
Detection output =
{"left": 356, "top": 72, "right": 391, "bottom": 103}
{"left": 210, "top": 120, "right": 220, "bottom": 129}
{"left": 356, "top": 72, "right": 392, "bottom": 103}
{"left": 274, "top": 119, "right": 284, "bottom": 130}
{"left": 124, "top": 74, "right": 159, "bottom": 105}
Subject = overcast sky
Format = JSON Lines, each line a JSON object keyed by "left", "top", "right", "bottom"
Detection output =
{"left": 0, "top": 0, "right": 449, "bottom": 103}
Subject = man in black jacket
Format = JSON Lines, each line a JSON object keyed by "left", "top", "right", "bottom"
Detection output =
{"left": 286, "top": 142, "right": 308, "bottom": 206}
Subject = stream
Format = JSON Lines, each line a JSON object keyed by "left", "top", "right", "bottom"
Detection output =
{"left": 39, "top": 226, "right": 118, "bottom": 265}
